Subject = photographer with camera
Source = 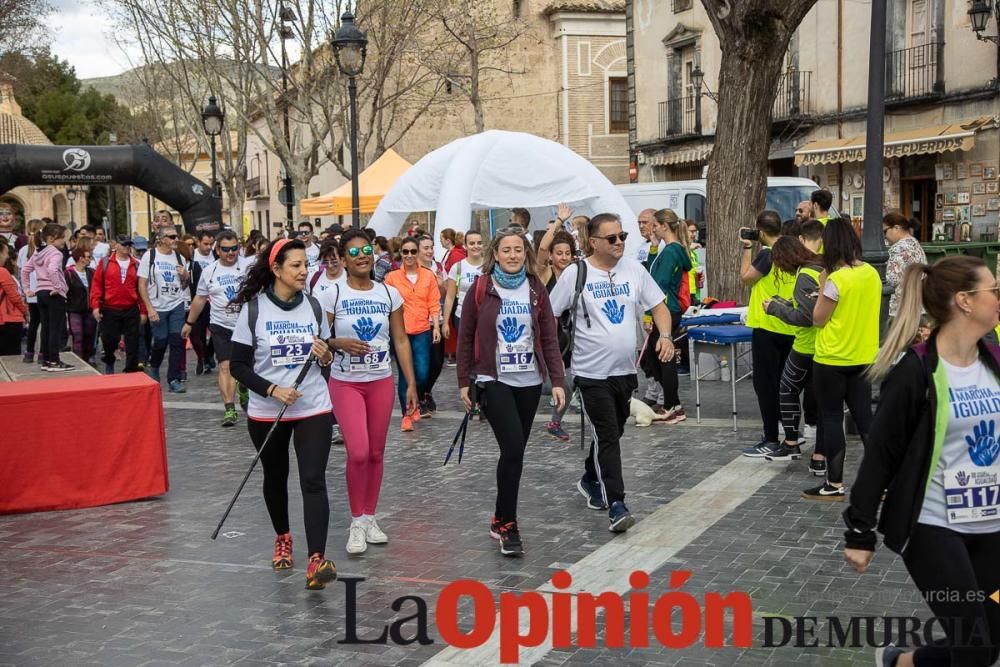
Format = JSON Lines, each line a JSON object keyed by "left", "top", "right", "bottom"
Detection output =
{"left": 740, "top": 211, "right": 798, "bottom": 458}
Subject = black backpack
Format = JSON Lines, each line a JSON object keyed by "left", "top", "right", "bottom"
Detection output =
{"left": 560, "top": 259, "right": 590, "bottom": 364}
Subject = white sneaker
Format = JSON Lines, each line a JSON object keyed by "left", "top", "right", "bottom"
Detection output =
{"left": 365, "top": 517, "right": 388, "bottom": 544}
{"left": 346, "top": 522, "right": 368, "bottom": 554}
{"left": 803, "top": 425, "right": 817, "bottom": 440}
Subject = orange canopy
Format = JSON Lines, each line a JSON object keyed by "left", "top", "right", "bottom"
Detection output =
{"left": 299, "top": 149, "right": 412, "bottom": 216}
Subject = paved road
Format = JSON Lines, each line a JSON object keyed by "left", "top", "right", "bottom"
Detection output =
{"left": 0, "top": 355, "right": 929, "bottom": 666}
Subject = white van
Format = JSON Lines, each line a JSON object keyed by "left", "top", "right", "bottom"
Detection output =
{"left": 617, "top": 177, "right": 829, "bottom": 242}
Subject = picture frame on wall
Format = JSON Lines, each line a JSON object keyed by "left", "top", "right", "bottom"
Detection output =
{"left": 988, "top": 181, "right": 1000, "bottom": 194}
{"left": 943, "top": 208, "right": 957, "bottom": 221}
{"left": 851, "top": 193, "right": 864, "bottom": 218}
{"left": 989, "top": 198, "right": 1000, "bottom": 211}
{"left": 971, "top": 162, "right": 984, "bottom": 178}
{"left": 986, "top": 166, "right": 998, "bottom": 180}
{"left": 936, "top": 193, "right": 945, "bottom": 208}
{"left": 958, "top": 205, "right": 971, "bottom": 222}
{"left": 974, "top": 182, "right": 987, "bottom": 195}
{"left": 974, "top": 203, "right": 987, "bottom": 217}
{"left": 935, "top": 164, "right": 945, "bottom": 181}
{"left": 946, "top": 192, "right": 959, "bottom": 205}
{"left": 943, "top": 163, "right": 955, "bottom": 180}
{"left": 958, "top": 162, "right": 968, "bottom": 180}
{"left": 958, "top": 191, "right": 972, "bottom": 204}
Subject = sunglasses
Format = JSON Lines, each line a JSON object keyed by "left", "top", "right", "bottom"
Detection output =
{"left": 120, "top": 241, "right": 134, "bottom": 247}
{"left": 219, "top": 245, "right": 239, "bottom": 253}
{"left": 346, "top": 245, "right": 374, "bottom": 258}
{"left": 595, "top": 232, "right": 629, "bottom": 244}
{"left": 297, "top": 230, "right": 311, "bottom": 237}
{"left": 965, "top": 285, "right": 1000, "bottom": 298}
{"left": 164, "top": 234, "right": 178, "bottom": 240}
{"left": 400, "top": 248, "right": 418, "bottom": 256}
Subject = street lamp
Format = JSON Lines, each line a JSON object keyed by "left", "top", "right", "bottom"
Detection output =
{"left": 66, "top": 187, "right": 77, "bottom": 226}
{"left": 331, "top": 11, "right": 368, "bottom": 229}
{"left": 280, "top": 3, "right": 296, "bottom": 237}
{"left": 969, "top": 0, "right": 1000, "bottom": 44}
{"left": 202, "top": 96, "right": 225, "bottom": 198}
{"left": 108, "top": 132, "right": 118, "bottom": 235}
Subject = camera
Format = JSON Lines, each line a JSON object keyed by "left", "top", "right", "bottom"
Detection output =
{"left": 739, "top": 228, "right": 760, "bottom": 242}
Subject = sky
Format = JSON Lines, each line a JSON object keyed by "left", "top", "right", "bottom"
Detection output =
{"left": 45, "top": 0, "right": 140, "bottom": 80}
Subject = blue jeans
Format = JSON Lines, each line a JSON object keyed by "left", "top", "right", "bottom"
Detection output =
{"left": 150, "top": 303, "right": 186, "bottom": 382}
{"left": 395, "top": 330, "right": 431, "bottom": 412}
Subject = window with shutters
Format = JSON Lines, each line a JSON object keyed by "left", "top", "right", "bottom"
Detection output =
{"left": 609, "top": 77, "right": 628, "bottom": 134}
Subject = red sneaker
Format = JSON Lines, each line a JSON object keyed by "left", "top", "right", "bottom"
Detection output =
{"left": 305, "top": 553, "right": 337, "bottom": 590}
{"left": 272, "top": 533, "right": 293, "bottom": 570}
{"left": 401, "top": 415, "right": 414, "bottom": 432}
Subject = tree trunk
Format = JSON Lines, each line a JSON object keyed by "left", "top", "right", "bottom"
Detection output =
{"left": 705, "top": 52, "right": 783, "bottom": 302}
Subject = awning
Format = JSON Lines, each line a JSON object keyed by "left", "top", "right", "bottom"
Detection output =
{"left": 793, "top": 116, "right": 997, "bottom": 167}
{"left": 647, "top": 143, "right": 712, "bottom": 167}
{"left": 300, "top": 148, "right": 412, "bottom": 216}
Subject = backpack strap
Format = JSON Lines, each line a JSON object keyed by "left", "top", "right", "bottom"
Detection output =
{"left": 562, "top": 259, "right": 589, "bottom": 363}
{"left": 148, "top": 248, "right": 158, "bottom": 298}
{"left": 248, "top": 296, "right": 259, "bottom": 350}
{"left": 309, "top": 270, "right": 323, "bottom": 292}
{"left": 325, "top": 284, "right": 340, "bottom": 338}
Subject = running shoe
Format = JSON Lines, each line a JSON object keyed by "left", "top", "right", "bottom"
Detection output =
{"left": 221, "top": 407, "right": 238, "bottom": 427}
{"left": 425, "top": 394, "right": 437, "bottom": 414}
{"left": 305, "top": 553, "right": 337, "bottom": 590}
{"left": 470, "top": 406, "right": 481, "bottom": 417}
{"left": 196, "top": 360, "right": 205, "bottom": 376}
{"left": 608, "top": 501, "right": 636, "bottom": 533}
{"left": 663, "top": 405, "right": 687, "bottom": 424}
{"left": 331, "top": 424, "right": 344, "bottom": 445}
{"left": 419, "top": 401, "right": 433, "bottom": 419}
{"left": 401, "top": 415, "right": 414, "bottom": 432}
{"left": 206, "top": 358, "right": 217, "bottom": 371}
{"left": 346, "top": 522, "right": 367, "bottom": 555}
{"left": 168, "top": 379, "right": 186, "bottom": 393}
{"left": 22, "top": 353, "right": 33, "bottom": 363}
{"left": 546, "top": 420, "right": 570, "bottom": 441}
{"left": 676, "top": 365, "right": 690, "bottom": 377}
{"left": 43, "top": 361, "right": 74, "bottom": 372}
{"left": 875, "top": 644, "right": 903, "bottom": 667}
{"left": 577, "top": 476, "right": 607, "bottom": 510}
{"left": 801, "top": 483, "right": 846, "bottom": 501}
{"left": 180, "top": 371, "right": 188, "bottom": 383}
{"left": 237, "top": 384, "right": 249, "bottom": 411}
{"left": 272, "top": 532, "right": 293, "bottom": 570}
{"left": 764, "top": 443, "right": 802, "bottom": 461}
{"left": 365, "top": 518, "right": 388, "bottom": 544}
{"left": 809, "top": 458, "right": 827, "bottom": 476}
{"left": 489, "top": 515, "right": 502, "bottom": 539}
{"left": 742, "top": 441, "right": 781, "bottom": 458}
{"left": 497, "top": 521, "right": 524, "bottom": 557}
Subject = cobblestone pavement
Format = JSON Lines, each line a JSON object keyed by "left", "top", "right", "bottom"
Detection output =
{"left": 0, "top": 354, "right": 930, "bottom": 666}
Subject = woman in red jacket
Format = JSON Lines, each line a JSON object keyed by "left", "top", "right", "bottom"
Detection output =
{"left": 0, "top": 236, "right": 28, "bottom": 355}
{"left": 456, "top": 227, "right": 566, "bottom": 557}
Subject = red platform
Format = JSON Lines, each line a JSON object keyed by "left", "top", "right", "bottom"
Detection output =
{"left": 0, "top": 373, "right": 169, "bottom": 514}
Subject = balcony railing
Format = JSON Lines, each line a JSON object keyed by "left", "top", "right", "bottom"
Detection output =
{"left": 886, "top": 42, "right": 943, "bottom": 101}
{"left": 773, "top": 69, "right": 811, "bottom": 119}
{"left": 658, "top": 96, "right": 698, "bottom": 137}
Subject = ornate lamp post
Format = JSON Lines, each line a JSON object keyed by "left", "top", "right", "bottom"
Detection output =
{"left": 331, "top": 11, "right": 368, "bottom": 229}
{"left": 280, "top": 3, "right": 296, "bottom": 237}
{"left": 969, "top": 0, "right": 1000, "bottom": 44}
{"left": 202, "top": 96, "right": 225, "bottom": 199}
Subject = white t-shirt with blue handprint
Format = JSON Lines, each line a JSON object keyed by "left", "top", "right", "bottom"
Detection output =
{"left": 550, "top": 257, "right": 665, "bottom": 380}
{"left": 326, "top": 281, "right": 404, "bottom": 383}
{"left": 196, "top": 258, "right": 250, "bottom": 330}
{"left": 477, "top": 282, "right": 541, "bottom": 388}
{"left": 137, "top": 249, "right": 187, "bottom": 313}
{"left": 918, "top": 358, "right": 1000, "bottom": 533}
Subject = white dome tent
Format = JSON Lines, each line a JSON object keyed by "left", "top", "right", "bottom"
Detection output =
{"left": 368, "top": 130, "right": 641, "bottom": 257}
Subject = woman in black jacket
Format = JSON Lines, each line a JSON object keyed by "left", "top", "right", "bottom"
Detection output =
{"left": 65, "top": 245, "right": 97, "bottom": 364}
{"left": 844, "top": 255, "right": 1000, "bottom": 667}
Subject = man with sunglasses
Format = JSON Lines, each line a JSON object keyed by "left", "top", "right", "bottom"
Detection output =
{"left": 91, "top": 235, "right": 146, "bottom": 374}
{"left": 298, "top": 221, "right": 321, "bottom": 273}
{"left": 182, "top": 230, "right": 249, "bottom": 426}
{"left": 550, "top": 213, "right": 675, "bottom": 533}
{"left": 138, "top": 227, "right": 191, "bottom": 392}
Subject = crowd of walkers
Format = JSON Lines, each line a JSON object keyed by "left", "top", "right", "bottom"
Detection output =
{"left": 2, "top": 194, "right": 998, "bottom": 665}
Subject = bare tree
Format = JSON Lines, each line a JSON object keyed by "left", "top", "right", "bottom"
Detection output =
{"left": 0, "top": 0, "right": 52, "bottom": 57}
{"left": 423, "top": 0, "right": 533, "bottom": 133}
{"left": 700, "top": 0, "right": 818, "bottom": 301}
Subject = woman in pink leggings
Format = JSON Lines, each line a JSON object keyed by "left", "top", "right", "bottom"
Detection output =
{"left": 325, "top": 228, "right": 418, "bottom": 555}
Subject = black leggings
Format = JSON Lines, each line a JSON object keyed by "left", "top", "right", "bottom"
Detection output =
{"left": 751, "top": 328, "right": 795, "bottom": 443}
{"left": 26, "top": 302, "right": 40, "bottom": 354}
{"left": 903, "top": 524, "right": 1000, "bottom": 666}
{"left": 36, "top": 290, "right": 66, "bottom": 364}
{"left": 482, "top": 381, "right": 542, "bottom": 523}
{"left": 247, "top": 413, "right": 332, "bottom": 556}
{"left": 812, "top": 361, "right": 871, "bottom": 485}
{"left": 779, "top": 350, "right": 816, "bottom": 446}
{"left": 425, "top": 338, "right": 445, "bottom": 398}
{"left": 641, "top": 312, "right": 683, "bottom": 408}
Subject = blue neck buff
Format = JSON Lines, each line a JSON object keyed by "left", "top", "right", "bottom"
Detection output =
{"left": 492, "top": 264, "right": 527, "bottom": 289}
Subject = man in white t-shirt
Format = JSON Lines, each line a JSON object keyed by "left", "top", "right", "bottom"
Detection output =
{"left": 550, "top": 213, "right": 674, "bottom": 534}
{"left": 93, "top": 227, "right": 111, "bottom": 263}
{"left": 298, "top": 221, "right": 321, "bottom": 273}
{"left": 138, "top": 227, "right": 191, "bottom": 392}
{"left": 189, "top": 230, "right": 218, "bottom": 374}
{"left": 182, "top": 230, "right": 248, "bottom": 426}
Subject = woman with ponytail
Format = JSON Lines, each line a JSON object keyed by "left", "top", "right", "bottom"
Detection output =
{"left": 229, "top": 238, "right": 338, "bottom": 590}
{"left": 17, "top": 219, "right": 43, "bottom": 362}
{"left": 845, "top": 255, "right": 1000, "bottom": 667}
{"left": 456, "top": 228, "right": 565, "bottom": 557}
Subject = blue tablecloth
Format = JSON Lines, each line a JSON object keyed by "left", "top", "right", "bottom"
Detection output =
{"left": 688, "top": 325, "right": 752, "bottom": 344}
{"left": 680, "top": 313, "right": 741, "bottom": 327}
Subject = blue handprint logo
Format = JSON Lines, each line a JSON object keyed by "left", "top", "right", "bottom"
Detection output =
{"left": 601, "top": 299, "right": 625, "bottom": 325}
{"left": 965, "top": 419, "right": 1000, "bottom": 467}
{"left": 224, "top": 285, "right": 237, "bottom": 301}
{"left": 352, "top": 316, "right": 382, "bottom": 342}
{"left": 498, "top": 317, "right": 526, "bottom": 343}
{"left": 162, "top": 270, "right": 175, "bottom": 283}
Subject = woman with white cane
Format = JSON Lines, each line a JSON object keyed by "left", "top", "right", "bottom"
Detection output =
{"left": 229, "top": 238, "right": 337, "bottom": 590}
